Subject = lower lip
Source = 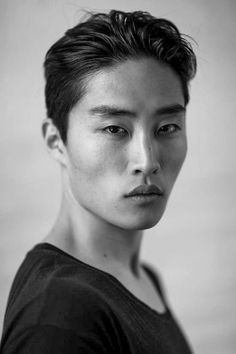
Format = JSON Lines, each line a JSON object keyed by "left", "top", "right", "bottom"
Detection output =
{"left": 125, "top": 194, "right": 162, "bottom": 203}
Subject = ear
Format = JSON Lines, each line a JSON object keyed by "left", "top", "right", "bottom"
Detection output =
{"left": 42, "top": 118, "right": 67, "bottom": 166}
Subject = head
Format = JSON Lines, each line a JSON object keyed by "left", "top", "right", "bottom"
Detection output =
{"left": 44, "top": 10, "right": 196, "bottom": 144}
{"left": 43, "top": 10, "right": 197, "bottom": 231}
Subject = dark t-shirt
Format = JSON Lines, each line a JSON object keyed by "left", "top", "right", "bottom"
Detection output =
{"left": 0, "top": 243, "right": 193, "bottom": 353}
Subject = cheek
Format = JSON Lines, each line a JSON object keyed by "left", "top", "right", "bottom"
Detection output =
{"left": 175, "top": 137, "right": 187, "bottom": 167}
{"left": 67, "top": 136, "right": 126, "bottom": 184}
{"left": 161, "top": 138, "right": 187, "bottom": 177}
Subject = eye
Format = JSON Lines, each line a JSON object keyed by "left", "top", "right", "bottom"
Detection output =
{"left": 104, "top": 125, "right": 127, "bottom": 137}
{"left": 158, "top": 124, "right": 180, "bottom": 136}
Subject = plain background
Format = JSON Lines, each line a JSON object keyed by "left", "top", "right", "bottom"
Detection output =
{"left": 0, "top": 0, "right": 235, "bottom": 353}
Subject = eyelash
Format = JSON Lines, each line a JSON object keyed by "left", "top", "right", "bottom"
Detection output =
{"left": 103, "top": 125, "right": 128, "bottom": 137}
{"left": 103, "top": 124, "right": 181, "bottom": 137}
{"left": 158, "top": 124, "right": 181, "bottom": 135}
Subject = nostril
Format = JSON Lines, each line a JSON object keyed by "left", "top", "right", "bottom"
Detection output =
{"left": 132, "top": 162, "right": 161, "bottom": 176}
{"left": 153, "top": 168, "right": 158, "bottom": 175}
{"left": 152, "top": 164, "right": 161, "bottom": 174}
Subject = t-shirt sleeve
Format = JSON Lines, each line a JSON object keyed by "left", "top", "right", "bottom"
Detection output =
{"left": 1, "top": 279, "right": 119, "bottom": 353}
{"left": 4, "top": 324, "right": 110, "bottom": 354}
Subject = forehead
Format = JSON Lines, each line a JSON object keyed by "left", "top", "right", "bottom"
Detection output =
{"left": 73, "top": 57, "right": 184, "bottom": 115}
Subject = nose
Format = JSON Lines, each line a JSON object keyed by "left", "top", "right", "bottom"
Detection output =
{"left": 129, "top": 133, "right": 160, "bottom": 177}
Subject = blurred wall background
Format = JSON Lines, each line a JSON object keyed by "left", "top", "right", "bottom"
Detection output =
{"left": 0, "top": 0, "right": 235, "bottom": 352}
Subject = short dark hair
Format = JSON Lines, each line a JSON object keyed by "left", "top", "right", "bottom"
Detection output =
{"left": 44, "top": 10, "right": 197, "bottom": 143}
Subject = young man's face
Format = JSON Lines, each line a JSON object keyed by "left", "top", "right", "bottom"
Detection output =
{"left": 64, "top": 57, "right": 187, "bottom": 230}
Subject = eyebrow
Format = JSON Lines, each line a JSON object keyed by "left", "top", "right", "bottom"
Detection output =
{"left": 89, "top": 104, "right": 186, "bottom": 118}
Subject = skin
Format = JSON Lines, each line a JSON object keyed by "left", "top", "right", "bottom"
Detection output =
{"left": 43, "top": 57, "right": 187, "bottom": 301}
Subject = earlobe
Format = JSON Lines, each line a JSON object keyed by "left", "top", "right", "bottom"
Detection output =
{"left": 42, "top": 118, "right": 67, "bottom": 166}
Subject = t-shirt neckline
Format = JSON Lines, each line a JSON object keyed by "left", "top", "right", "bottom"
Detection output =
{"left": 33, "top": 242, "right": 170, "bottom": 319}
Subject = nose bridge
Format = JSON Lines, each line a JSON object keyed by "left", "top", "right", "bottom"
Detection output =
{"left": 131, "top": 129, "right": 159, "bottom": 175}
{"left": 139, "top": 132, "right": 154, "bottom": 163}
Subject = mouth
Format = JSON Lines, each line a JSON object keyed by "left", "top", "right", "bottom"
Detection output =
{"left": 125, "top": 184, "right": 163, "bottom": 200}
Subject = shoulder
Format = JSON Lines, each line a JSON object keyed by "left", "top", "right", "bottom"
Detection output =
{"left": 6, "top": 244, "right": 116, "bottom": 330}
{"left": 21, "top": 258, "right": 115, "bottom": 332}
{"left": 40, "top": 271, "right": 112, "bottom": 323}
{"left": 2, "top": 260, "right": 118, "bottom": 353}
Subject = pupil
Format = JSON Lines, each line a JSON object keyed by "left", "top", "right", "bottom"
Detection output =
{"left": 111, "top": 126, "right": 118, "bottom": 133}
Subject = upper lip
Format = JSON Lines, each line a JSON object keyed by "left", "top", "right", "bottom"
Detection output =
{"left": 125, "top": 184, "right": 163, "bottom": 197}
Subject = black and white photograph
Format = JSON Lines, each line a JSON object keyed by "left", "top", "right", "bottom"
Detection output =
{"left": 0, "top": 1, "right": 235, "bottom": 353}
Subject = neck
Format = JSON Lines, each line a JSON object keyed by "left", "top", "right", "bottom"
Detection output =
{"left": 45, "top": 190, "right": 144, "bottom": 279}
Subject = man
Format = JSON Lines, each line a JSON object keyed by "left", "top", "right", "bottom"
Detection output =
{"left": 0, "top": 10, "right": 196, "bottom": 353}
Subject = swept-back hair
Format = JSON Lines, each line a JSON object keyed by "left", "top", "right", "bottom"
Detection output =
{"left": 44, "top": 10, "right": 197, "bottom": 143}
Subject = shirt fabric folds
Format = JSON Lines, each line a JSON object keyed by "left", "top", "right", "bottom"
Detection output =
{"left": 0, "top": 243, "right": 193, "bottom": 353}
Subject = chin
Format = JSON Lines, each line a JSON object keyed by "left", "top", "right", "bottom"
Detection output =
{"left": 115, "top": 211, "right": 165, "bottom": 231}
{"left": 132, "top": 217, "right": 162, "bottom": 231}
